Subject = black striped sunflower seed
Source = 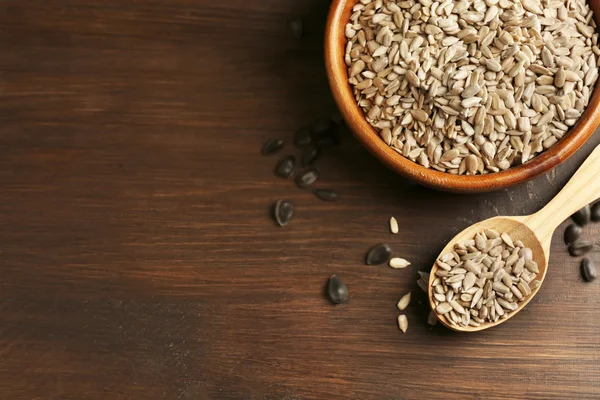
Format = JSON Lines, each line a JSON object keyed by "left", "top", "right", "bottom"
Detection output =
{"left": 313, "top": 189, "right": 339, "bottom": 202}
{"left": 274, "top": 155, "right": 296, "bottom": 179}
{"left": 581, "top": 258, "right": 597, "bottom": 282}
{"left": 591, "top": 201, "right": 600, "bottom": 222}
{"left": 328, "top": 275, "right": 349, "bottom": 304}
{"left": 295, "top": 168, "right": 319, "bottom": 188}
{"left": 564, "top": 224, "right": 582, "bottom": 245}
{"left": 365, "top": 243, "right": 393, "bottom": 265}
{"left": 571, "top": 205, "right": 591, "bottom": 226}
{"left": 294, "top": 125, "right": 312, "bottom": 148}
{"left": 301, "top": 147, "right": 320, "bottom": 167}
{"left": 261, "top": 138, "right": 284, "bottom": 156}
{"left": 568, "top": 241, "right": 594, "bottom": 257}
{"left": 272, "top": 200, "right": 294, "bottom": 227}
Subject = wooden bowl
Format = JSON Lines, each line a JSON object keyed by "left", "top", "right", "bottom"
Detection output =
{"left": 325, "top": 0, "right": 600, "bottom": 193}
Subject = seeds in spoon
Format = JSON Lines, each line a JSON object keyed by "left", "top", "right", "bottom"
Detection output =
{"left": 397, "top": 292, "right": 411, "bottom": 311}
{"left": 581, "top": 258, "right": 597, "bottom": 282}
{"left": 272, "top": 200, "right": 294, "bottom": 227}
{"left": 313, "top": 189, "right": 339, "bottom": 202}
{"left": 389, "top": 257, "right": 411, "bottom": 269}
{"left": 390, "top": 217, "right": 399, "bottom": 234}
{"left": 261, "top": 138, "right": 284, "bottom": 156}
{"left": 568, "top": 241, "right": 594, "bottom": 257}
{"left": 564, "top": 224, "right": 582, "bottom": 245}
{"left": 571, "top": 205, "right": 591, "bottom": 226}
{"left": 328, "top": 275, "right": 349, "bottom": 304}
{"left": 397, "top": 315, "right": 408, "bottom": 333}
{"left": 295, "top": 168, "right": 319, "bottom": 188}
{"left": 431, "top": 230, "right": 538, "bottom": 327}
{"left": 274, "top": 155, "right": 296, "bottom": 179}
{"left": 592, "top": 201, "right": 600, "bottom": 222}
{"left": 365, "top": 243, "right": 393, "bottom": 265}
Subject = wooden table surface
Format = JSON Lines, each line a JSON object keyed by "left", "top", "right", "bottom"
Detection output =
{"left": 1, "top": 1, "right": 599, "bottom": 399}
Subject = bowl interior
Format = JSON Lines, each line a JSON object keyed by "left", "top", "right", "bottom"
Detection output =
{"left": 325, "top": 0, "right": 600, "bottom": 192}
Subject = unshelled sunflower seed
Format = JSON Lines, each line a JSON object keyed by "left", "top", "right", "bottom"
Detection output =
{"left": 294, "top": 126, "right": 312, "bottom": 148}
{"left": 569, "top": 241, "right": 594, "bottom": 257}
{"left": 572, "top": 205, "right": 591, "bottom": 226}
{"left": 301, "top": 147, "right": 320, "bottom": 167}
{"left": 328, "top": 275, "right": 349, "bottom": 304}
{"left": 390, "top": 217, "right": 399, "bottom": 234}
{"left": 289, "top": 18, "right": 304, "bottom": 39}
{"left": 564, "top": 224, "right": 582, "bottom": 245}
{"left": 313, "top": 189, "right": 339, "bottom": 202}
{"left": 366, "top": 243, "right": 393, "bottom": 265}
{"left": 397, "top": 315, "right": 408, "bottom": 333}
{"left": 591, "top": 201, "right": 600, "bottom": 222}
{"left": 274, "top": 155, "right": 296, "bottom": 179}
{"left": 262, "top": 138, "right": 284, "bottom": 156}
{"left": 272, "top": 200, "right": 294, "bottom": 227}
{"left": 389, "top": 257, "right": 411, "bottom": 269}
{"left": 295, "top": 168, "right": 319, "bottom": 188}
{"left": 397, "top": 292, "right": 411, "bottom": 311}
{"left": 581, "top": 258, "right": 597, "bottom": 282}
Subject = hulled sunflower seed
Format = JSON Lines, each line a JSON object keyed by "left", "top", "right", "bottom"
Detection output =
{"left": 398, "top": 315, "right": 408, "bottom": 333}
{"left": 345, "top": 0, "right": 600, "bottom": 176}
{"left": 397, "top": 292, "right": 411, "bottom": 310}
{"left": 389, "top": 257, "right": 411, "bottom": 269}
{"left": 390, "top": 216, "right": 399, "bottom": 234}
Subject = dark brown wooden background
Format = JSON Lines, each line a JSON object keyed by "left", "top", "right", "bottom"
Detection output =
{"left": 0, "top": 1, "right": 599, "bottom": 399}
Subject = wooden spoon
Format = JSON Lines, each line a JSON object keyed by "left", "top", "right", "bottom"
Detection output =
{"left": 428, "top": 144, "right": 600, "bottom": 332}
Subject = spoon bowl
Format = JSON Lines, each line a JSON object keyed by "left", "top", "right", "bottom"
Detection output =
{"left": 429, "top": 144, "right": 600, "bottom": 332}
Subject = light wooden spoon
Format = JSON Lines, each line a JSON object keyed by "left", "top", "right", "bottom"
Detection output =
{"left": 428, "top": 144, "right": 600, "bottom": 332}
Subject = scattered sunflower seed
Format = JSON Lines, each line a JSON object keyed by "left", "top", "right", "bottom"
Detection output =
{"left": 295, "top": 168, "right": 319, "bottom": 188}
{"left": 591, "top": 201, "right": 600, "bottom": 222}
{"left": 274, "top": 155, "right": 296, "bottom": 179}
{"left": 397, "top": 292, "right": 411, "bottom": 311}
{"left": 581, "top": 258, "right": 597, "bottom": 282}
{"left": 427, "top": 310, "right": 438, "bottom": 326}
{"left": 564, "top": 224, "right": 582, "bottom": 245}
{"left": 390, "top": 216, "right": 399, "bottom": 234}
{"left": 262, "top": 138, "right": 284, "bottom": 156}
{"left": 366, "top": 243, "right": 393, "bottom": 265}
{"left": 294, "top": 126, "right": 312, "bottom": 148}
{"left": 572, "top": 205, "right": 592, "bottom": 226}
{"left": 273, "top": 200, "right": 294, "bottom": 227}
{"left": 569, "top": 241, "right": 594, "bottom": 257}
{"left": 313, "top": 189, "right": 339, "bottom": 202}
{"left": 289, "top": 17, "right": 303, "bottom": 39}
{"left": 397, "top": 315, "right": 408, "bottom": 333}
{"left": 301, "top": 147, "right": 321, "bottom": 167}
{"left": 389, "top": 257, "right": 411, "bottom": 269}
{"left": 328, "top": 275, "right": 349, "bottom": 304}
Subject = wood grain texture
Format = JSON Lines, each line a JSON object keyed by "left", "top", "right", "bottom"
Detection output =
{"left": 0, "top": 1, "right": 599, "bottom": 399}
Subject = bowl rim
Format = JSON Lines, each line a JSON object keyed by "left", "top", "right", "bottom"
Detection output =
{"left": 325, "top": 0, "right": 600, "bottom": 193}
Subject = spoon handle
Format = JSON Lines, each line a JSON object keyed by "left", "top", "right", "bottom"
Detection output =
{"left": 530, "top": 144, "right": 600, "bottom": 242}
